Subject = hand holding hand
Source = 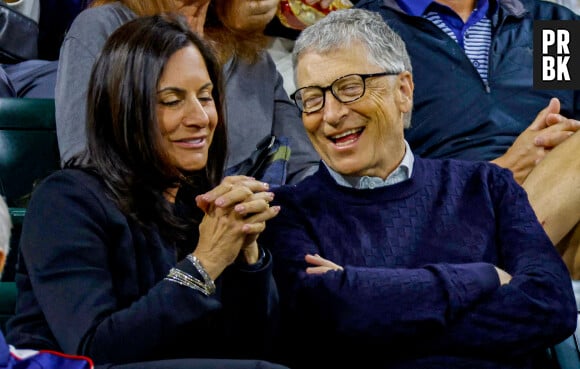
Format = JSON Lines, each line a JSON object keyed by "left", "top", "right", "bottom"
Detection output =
{"left": 305, "top": 253, "right": 343, "bottom": 274}
{"left": 194, "top": 176, "right": 279, "bottom": 278}
{"left": 492, "top": 98, "right": 579, "bottom": 184}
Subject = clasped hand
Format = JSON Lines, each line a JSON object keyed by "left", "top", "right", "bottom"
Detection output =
{"left": 494, "top": 97, "right": 580, "bottom": 184}
{"left": 193, "top": 175, "right": 280, "bottom": 280}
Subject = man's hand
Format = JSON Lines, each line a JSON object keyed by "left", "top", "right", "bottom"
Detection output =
{"left": 305, "top": 253, "right": 343, "bottom": 274}
{"left": 495, "top": 266, "right": 512, "bottom": 286}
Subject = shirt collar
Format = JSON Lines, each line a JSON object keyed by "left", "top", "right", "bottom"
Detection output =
{"left": 325, "top": 140, "right": 415, "bottom": 189}
{"left": 396, "top": 0, "right": 493, "bottom": 17}
{"left": 396, "top": 0, "right": 433, "bottom": 16}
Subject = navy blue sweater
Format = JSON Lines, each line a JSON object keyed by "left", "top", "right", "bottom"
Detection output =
{"left": 356, "top": 0, "right": 580, "bottom": 161}
{"left": 259, "top": 157, "right": 576, "bottom": 368}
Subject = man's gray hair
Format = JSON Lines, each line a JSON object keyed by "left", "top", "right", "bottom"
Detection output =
{"left": 0, "top": 196, "right": 11, "bottom": 261}
{"left": 292, "top": 8, "right": 412, "bottom": 77}
{"left": 292, "top": 8, "right": 413, "bottom": 127}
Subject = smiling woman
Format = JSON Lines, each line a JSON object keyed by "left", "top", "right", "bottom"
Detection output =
{"left": 6, "top": 13, "right": 286, "bottom": 369}
{"left": 156, "top": 45, "right": 218, "bottom": 174}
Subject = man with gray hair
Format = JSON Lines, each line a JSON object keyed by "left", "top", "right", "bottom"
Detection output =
{"left": 259, "top": 8, "right": 576, "bottom": 369}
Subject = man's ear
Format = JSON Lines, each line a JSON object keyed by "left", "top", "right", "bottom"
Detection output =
{"left": 396, "top": 71, "right": 414, "bottom": 113}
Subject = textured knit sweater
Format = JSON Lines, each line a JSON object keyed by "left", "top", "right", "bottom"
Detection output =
{"left": 259, "top": 157, "right": 577, "bottom": 369}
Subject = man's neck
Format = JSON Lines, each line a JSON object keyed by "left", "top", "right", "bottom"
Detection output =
{"left": 435, "top": 0, "right": 476, "bottom": 22}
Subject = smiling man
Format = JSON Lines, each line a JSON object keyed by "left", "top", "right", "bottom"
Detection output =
{"left": 258, "top": 8, "right": 577, "bottom": 369}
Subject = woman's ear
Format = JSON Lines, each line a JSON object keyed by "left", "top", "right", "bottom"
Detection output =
{"left": 396, "top": 71, "right": 414, "bottom": 113}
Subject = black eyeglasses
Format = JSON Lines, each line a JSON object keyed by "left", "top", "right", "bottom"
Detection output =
{"left": 290, "top": 72, "right": 400, "bottom": 114}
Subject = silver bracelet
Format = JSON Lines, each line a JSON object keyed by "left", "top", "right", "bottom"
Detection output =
{"left": 164, "top": 267, "right": 213, "bottom": 296}
{"left": 187, "top": 254, "right": 216, "bottom": 295}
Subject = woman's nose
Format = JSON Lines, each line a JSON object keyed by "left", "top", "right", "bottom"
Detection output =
{"left": 183, "top": 98, "right": 210, "bottom": 127}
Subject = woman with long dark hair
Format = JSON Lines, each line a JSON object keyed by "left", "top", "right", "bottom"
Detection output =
{"left": 7, "top": 13, "right": 285, "bottom": 369}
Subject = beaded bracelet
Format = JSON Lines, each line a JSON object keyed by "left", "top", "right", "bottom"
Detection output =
{"left": 186, "top": 254, "right": 216, "bottom": 295}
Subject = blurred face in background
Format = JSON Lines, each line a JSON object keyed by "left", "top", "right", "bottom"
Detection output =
{"left": 215, "top": 0, "right": 278, "bottom": 33}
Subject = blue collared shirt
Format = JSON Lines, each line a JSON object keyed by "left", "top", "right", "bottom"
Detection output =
{"left": 396, "top": 0, "right": 495, "bottom": 82}
{"left": 324, "top": 140, "right": 414, "bottom": 189}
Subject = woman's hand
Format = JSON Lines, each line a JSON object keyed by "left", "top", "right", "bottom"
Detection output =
{"left": 193, "top": 176, "right": 279, "bottom": 278}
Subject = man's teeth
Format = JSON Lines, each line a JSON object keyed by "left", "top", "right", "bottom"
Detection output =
{"left": 331, "top": 128, "right": 363, "bottom": 140}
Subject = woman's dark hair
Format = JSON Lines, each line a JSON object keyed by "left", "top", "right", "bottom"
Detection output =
{"left": 73, "top": 13, "right": 227, "bottom": 243}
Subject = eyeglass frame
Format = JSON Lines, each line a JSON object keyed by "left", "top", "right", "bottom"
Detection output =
{"left": 290, "top": 71, "right": 400, "bottom": 114}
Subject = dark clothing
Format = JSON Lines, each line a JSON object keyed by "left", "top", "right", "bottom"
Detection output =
{"left": 38, "top": 0, "right": 91, "bottom": 60}
{"left": 356, "top": 0, "right": 580, "bottom": 161}
{"left": 0, "top": 66, "right": 15, "bottom": 97}
{"left": 1, "top": 60, "right": 58, "bottom": 98}
{"left": 260, "top": 158, "right": 577, "bottom": 369}
{"left": 6, "top": 169, "right": 280, "bottom": 367}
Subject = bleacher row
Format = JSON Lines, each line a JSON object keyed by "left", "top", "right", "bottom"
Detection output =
{"left": 0, "top": 97, "right": 578, "bottom": 368}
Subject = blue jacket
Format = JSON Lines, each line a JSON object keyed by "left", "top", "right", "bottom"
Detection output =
{"left": 356, "top": 0, "right": 580, "bottom": 161}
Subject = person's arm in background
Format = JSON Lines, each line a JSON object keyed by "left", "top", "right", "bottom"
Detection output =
{"left": 216, "top": 0, "right": 321, "bottom": 184}
{"left": 491, "top": 98, "right": 580, "bottom": 185}
{"left": 55, "top": 5, "right": 134, "bottom": 164}
{"left": 491, "top": 97, "right": 580, "bottom": 276}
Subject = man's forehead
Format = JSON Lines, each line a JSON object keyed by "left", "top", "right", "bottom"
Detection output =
{"left": 296, "top": 47, "right": 375, "bottom": 85}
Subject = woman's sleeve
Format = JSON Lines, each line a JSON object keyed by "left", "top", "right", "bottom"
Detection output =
{"left": 20, "top": 172, "right": 224, "bottom": 363}
{"left": 219, "top": 250, "right": 279, "bottom": 358}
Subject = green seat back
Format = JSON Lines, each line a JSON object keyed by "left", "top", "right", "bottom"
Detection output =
{"left": 0, "top": 98, "right": 59, "bottom": 281}
{"left": 0, "top": 282, "right": 16, "bottom": 332}
{"left": 0, "top": 98, "right": 60, "bottom": 208}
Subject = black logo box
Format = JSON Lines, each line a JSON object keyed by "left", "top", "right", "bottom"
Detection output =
{"left": 534, "top": 20, "right": 580, "bottom": 90}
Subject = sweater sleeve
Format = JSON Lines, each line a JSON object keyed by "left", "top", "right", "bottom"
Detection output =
{"left": 261, "top": 167, "right": 576, "bottom": 354}
{"left": 18, "top": 171, "right": 277, "bottom": 363}
{"left": 422, "top": 168, "right": 577, "bottom": 357}
{"left": 55, "top": 6, "right": 133, "bottom": 164}
{"left": 261, "top": 188, "right": 501, "bottom": 343}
